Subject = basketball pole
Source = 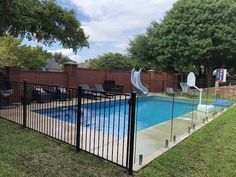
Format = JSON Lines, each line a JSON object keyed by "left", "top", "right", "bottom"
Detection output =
{"left": 193, "top": 86, "right": 202, "bottom": 105}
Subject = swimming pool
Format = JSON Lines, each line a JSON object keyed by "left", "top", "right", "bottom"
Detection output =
{"left": 34, "top": 96, "right": 197, "bottom": 135}
{"left": 136, "top": 96, "right": 197, "bottom": 130}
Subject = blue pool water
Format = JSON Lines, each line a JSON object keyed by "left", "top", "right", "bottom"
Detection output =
{"left": 136, "top": 96, "right": 197, "bottom": 130}
{"left": 34, "top": 96, "right": 197, "bottom": 135}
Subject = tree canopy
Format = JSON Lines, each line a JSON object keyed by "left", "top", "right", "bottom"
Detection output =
{"left": 89, "top": 53, "right": 133, "bottom": 71}
{"left": 0, "top": 0, "right": 88, "bottom": 52}
{"left": 0, "top": 35, "right": 50, "bottom": 70}
{"left": 0, "top": 35, "right": 22, "bottom": 67}
{"left": 128, "top": 22, "right": 159, "bottom": 70}
{"left": 128, "top": 0, "right": 236, "bottom": 85}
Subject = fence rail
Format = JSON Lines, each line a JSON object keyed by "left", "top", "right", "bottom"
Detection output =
{"left": 0, "top": 80, "right": 136, "bottom": 175}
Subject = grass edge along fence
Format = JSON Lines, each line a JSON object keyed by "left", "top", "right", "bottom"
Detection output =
{"left": 0, "top": 80, "right": 137, "bottom": 175}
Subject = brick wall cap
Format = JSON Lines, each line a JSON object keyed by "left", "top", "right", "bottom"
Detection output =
{"left": 64, "top": 62, "right": 78, "bottom": 66}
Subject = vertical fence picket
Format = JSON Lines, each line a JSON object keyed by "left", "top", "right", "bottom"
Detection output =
{"left": 23, "top": 80, "right": 27, "bottom": 128}
{"left": 128, "top": 92, "right": 136, "bottom": 175}
{"left": 76, "top": 86, "right": 82, "bottom": 151}
{"left": 170, "top": 93, "right": 175, "bottom": 142}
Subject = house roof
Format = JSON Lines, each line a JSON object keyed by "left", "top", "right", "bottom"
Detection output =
{"left": 77, "top": 60, "right": 91, "bottom": 68}
{"left": 46, "top": 60, "right": 60, "bottom": 70}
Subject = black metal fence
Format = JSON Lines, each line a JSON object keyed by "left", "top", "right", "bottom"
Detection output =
{"left": 0, "top": 80, "right": 136, "bottom": 175}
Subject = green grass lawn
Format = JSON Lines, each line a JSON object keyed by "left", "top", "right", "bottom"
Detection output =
{"left": 0, "top": 119, "right": 126, "bottom": 177}
{"left": 0, "top": 106, "right": 236, "bottom": 177}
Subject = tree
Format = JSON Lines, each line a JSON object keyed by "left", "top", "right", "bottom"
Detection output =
{"left": 0, "top": 35, "right": 51, "bottom": 70}
{"left": 128, "top": 34, "right": 154, "bottom": 70}
{"left": 157, "top": 0, "right": 236, "bottom": 83}
{"left": 51, "top": 52, "right": 76, "bottom": 65}
{"left": 0, "top": 0, "right": 88, "bottom": 52}
{"left": 89, "top": 53, "right": 133, "bottom": 71}
{"left": 128, "top": 0, "right": 236, "bottom": 86}
{"left": 0, "top": 35, "right": 22, "bottom": 67}
{"left": 128, "top": 22, "right": 159, "bottom": 70}
{"left": 19, "top": 45, "right": 51, "bottom": 70}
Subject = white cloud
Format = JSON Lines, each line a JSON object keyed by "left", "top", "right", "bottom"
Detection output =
{"left": 23, "top": 1, "right": 177, "bottom": 61}
{"left": 69, "top": 0, "right": 177, "bottom": 48}
{"left": 46, "top": 0, "right": 177, "bottom": 61}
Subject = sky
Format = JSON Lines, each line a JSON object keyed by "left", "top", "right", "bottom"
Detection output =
{"left": 22, "top": 0, "right": 177, "bottom": 63}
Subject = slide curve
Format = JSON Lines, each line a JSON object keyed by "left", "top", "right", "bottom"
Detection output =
{"left": 131, "top": 69, "right": 148, "bottom": 95}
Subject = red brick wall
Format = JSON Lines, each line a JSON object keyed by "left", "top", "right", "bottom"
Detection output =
{"left": 5, "top": 66, "right": 180, "bottom": 93}
{"left": 76, "top": 68, "right": 106, "bottom": 88}
{"left": 166, "top": 74, "right": 176, "bottom": 89}
{"left": 149, "top": 72, "right": 165, "bottom": 92}
{"left": 106, "top": 70, "right": 132, "bottom": 92}
{"left": 20, "top": 71, "right": 67, "bottom": 86}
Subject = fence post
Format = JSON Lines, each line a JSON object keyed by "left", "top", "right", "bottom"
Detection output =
{"left": 170, "top": 93, "right": 175, "bottom": 142}
{"left": 128, "top": 92, "right": 136, "bottom": 175}
{"left": 23, "top": 80, "right": 27, "bottom": 128}
{"left": 76, "top": 86, "right": 82, "bottom": 151}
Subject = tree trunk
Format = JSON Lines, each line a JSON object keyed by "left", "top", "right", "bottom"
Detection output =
{"left": 0, "top": 0, "right": 12, "bottom": 33}
{"left": 206, "top": 59, "right": 214, "bottom": 87}
{"left": 206, "top": 68, "right": 212, "bottom": 87}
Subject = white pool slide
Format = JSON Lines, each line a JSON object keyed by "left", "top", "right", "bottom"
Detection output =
{"left": 131, "top": 69, "right": 148, "bottom": 95}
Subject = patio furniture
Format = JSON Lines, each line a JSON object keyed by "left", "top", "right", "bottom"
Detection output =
{"left": 0, "top": 89, "right": 14, "bottom": 97}
{"left": 0, "top": 80, "right": 14, "bottom": 108}
{"left": 80, "top": 85, "right": 100, "bottom": 99}
{"left": 48, "top": 86, "right": 71, "bottom": 101}
{"left": 57, "top": 87, "right": 71, "bottom": 100}
{"left": 103, "top": 80, "right": 123, "bottom": 93}
{"left": 95, "top": 84, "right": 115, "bottom": 98}
{"left": 166, "top": 87, "right": 175, "bottom": 95}
{"left": 80, "top": 84, "right": 112, "bottom": 99}
{"left": 31, "top": 87, "right": 51, "bottom": 103}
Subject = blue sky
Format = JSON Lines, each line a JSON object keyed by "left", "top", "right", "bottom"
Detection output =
{"left": 22, "top": 0, "right": 177, "bottom": 63}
